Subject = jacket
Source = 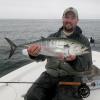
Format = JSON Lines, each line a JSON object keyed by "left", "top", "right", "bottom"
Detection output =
{"left": 29, "top": 26, "right": 92, "bottom": 77}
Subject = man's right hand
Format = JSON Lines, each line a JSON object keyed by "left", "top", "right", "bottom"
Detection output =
{"left": 27, "top": 44, "right": 41, "bottom": 56}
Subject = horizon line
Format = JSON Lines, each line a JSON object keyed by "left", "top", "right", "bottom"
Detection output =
{"left": 0, "top": 18, "right": 99, "bottom": 20}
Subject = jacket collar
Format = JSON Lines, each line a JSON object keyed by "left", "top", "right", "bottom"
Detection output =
{"left": 58, "top": 26, "right": 82, "bottom": 37}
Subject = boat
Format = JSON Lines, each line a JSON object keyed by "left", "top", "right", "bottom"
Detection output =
{"left": 0, "top": 51, "right": 100, "bottom": 100}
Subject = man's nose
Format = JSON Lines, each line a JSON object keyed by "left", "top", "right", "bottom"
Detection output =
{"left": 63, "top": 17, "right": 73, "bottom": 23}
{"left": 66, "top": 18, "right": 73, "bottom": 22}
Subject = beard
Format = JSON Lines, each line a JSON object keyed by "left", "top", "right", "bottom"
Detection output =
{"left": 63, "top": 22, "right": 74, "bottom": 33}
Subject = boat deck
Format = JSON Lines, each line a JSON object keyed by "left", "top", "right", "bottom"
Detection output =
{"left": 0, "top": 51, "right": 100, "bottom": 100}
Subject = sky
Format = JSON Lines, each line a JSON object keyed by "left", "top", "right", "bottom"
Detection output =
{"left": 0, "top": 0, "right": 99, "bottom": 19}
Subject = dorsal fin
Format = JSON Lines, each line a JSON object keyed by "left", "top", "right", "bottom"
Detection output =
{"left": 41, "top": 36, "right": 46, "bottom": 40}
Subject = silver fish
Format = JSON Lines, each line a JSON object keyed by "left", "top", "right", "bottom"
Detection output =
{"left": 5, "top": 37, "right": 89, "bottom": 59}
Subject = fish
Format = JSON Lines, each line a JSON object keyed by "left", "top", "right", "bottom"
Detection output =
{"left": 5, "top": 37, "right": 89, "bottom": 59}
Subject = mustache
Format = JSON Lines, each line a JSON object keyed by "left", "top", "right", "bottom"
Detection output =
{"left": 64, "top": 27, "right": 73, "bottom": 31}
{"left": 63, "top": 24, "right": 74, "bottom": 32}
{"left": 65, "top": 22, "right": 72, "bottom": 25}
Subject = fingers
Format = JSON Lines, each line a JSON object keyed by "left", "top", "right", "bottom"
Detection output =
{"left": 65, "top": 55, "right": 76, "bottom": 61}
{"left": 57, "top": 53, "right": 76, "bottom": 61}
{"left": 57, "top": 53, "right": 64, "bottom": 61}
{"left": 27, "top": 44, "right": 41, "bottom": 56}
{"left": 32, "top": 46, "right": 41, "bottom": 56}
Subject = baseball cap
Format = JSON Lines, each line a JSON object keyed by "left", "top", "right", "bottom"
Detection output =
{"left": 63, "top": 7, "right": 78, "bottom": 19}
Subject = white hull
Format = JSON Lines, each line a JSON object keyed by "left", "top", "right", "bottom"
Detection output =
{"left": 0, "top": 51, "right": 100, "bottom": 100}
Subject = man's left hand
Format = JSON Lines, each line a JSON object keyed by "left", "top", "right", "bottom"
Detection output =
{"left": 65, "top": 55, "right": 76, "bottom": 61}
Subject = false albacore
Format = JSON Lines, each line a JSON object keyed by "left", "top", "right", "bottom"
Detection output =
{"left": 5, "top": 37, "right": 89, "bottom": 59}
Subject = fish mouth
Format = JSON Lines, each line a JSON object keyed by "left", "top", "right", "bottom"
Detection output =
{"left": 81, "top": 47, "right": 90, "bottom": 54}
{"left": 63, "top": 22, "right": 74, "bottom": 32}
{"left": 82, "top": 47, "right": 88, "bottom": 51}
{"left": 82, "top": 51, "right": 90, "bottom": 55}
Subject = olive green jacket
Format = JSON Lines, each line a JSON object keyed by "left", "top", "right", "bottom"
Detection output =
{"left": 29, "top": 26, "right": 92, "bottom": 77}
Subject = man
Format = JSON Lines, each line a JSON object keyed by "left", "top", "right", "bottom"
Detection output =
{"left": 25, "top": 7, "right": 92, "bottom": 100}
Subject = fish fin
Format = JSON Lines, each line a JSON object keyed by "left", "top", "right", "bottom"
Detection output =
{"left": 5, "top": 37, "right": 17, "bottom": 59}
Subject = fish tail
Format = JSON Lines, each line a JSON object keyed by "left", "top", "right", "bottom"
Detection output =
{"left": 5, "top": 37, "right": 17, "bottom": 59}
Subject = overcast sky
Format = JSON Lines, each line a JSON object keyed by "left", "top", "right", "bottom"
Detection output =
{"left": 0, "top": 0, "right": 99, "bottom": 19}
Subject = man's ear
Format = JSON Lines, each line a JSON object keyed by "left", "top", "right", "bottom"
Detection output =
{"left": 77, "top": 18, "right": 79, "bottom": 22}
{"left": 76, "top": 18, "right": 79, "bottom": 24}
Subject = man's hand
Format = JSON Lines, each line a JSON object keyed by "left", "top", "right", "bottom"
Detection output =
{"left": 57, "top": 53, "right": 76, "bottom": 61}
{"left": 27, "top": 44, "right": 41, "bottom": 56}
{"left": 65, "top": 55, "right": 76, "bottom": 61}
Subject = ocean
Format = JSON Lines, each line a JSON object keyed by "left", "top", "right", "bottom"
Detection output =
{"left": 0, "top": 19, "right": 100, "bottom": 77}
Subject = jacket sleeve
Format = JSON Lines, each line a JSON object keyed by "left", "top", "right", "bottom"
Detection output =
{"left": 67, "top": 36, "right": 93, "bottom": 72}
{"left": 29, "top": 54, "right": 46, "bottom": 62}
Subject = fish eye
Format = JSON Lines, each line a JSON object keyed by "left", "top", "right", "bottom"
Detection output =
{"left": 64, "top": 44, "right": 70, "bottom": 48}
{"left": 81, "top": 46, "right": 85, "bottom": 49}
